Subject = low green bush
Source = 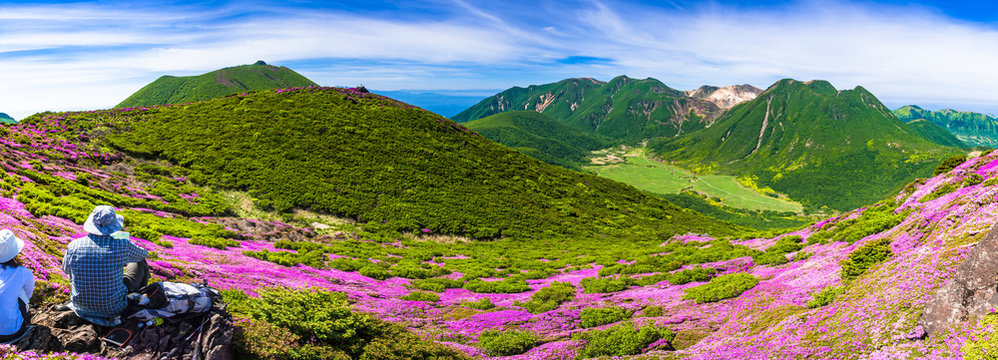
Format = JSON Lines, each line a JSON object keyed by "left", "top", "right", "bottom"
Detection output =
{"left": 840, "top": 238, "right": 892, "bottom": 281}
{"left": 223, "top": 288, "right": 465, "bottom": 360}
{"left": 682, "top": 273, "right": 759, "bottom": 304}
{"left": 573, "top": 322, "right": 675, "bottom": 358}
{"left": 668, "top": 267, "right": 716, "bottom": 285}
{"left": 518, "top": 281, "right": 575, "bottom": 314}
{"left": 359, "top": 265, "right": 392, "bottom": 280}
{"left": 460, "top": 298, "right": 495, "bottom": 310}
{"left": 189, "top": 236, "right": 240, "bottom": 250}
{"left": 753, "top": 236, "right": 805, "bottom": 266}
{"left": 410, "top": 277, "right": 464, "bottom": 292}
{"left": 934, "top": 155, "right": 967, "bottom": 175}
{"left": 641, "top": 305, "right": 664, "bottom": 317}
{"left": 580, "top": 276, "right": 635, "bottom": 293}
{"left": 579, "top": 306, "right": 632, "bottom": 328}
{"left": 400, "top": 291, "right": 440, "bottom": 302}
{"left": 806, "top": 286, "right": 842, "bottom": 308}
{"left": 463, "top": 278, "right": 531, "bottom": 294}
{"left": 478, "top": 329, "right": 538, "bottom": 356}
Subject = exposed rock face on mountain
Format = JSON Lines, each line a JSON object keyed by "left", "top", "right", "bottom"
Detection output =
{"left": 13, "top": 306, "right": 233, "bottom": 360}
{"left": 685, "top": 84, "right": 763, "bottom": 109}
{"left": 452, "top": 76, "right": 724, "bottom": 143}
{"left": 919, "top": 223, "right": 998, "bottom": 335}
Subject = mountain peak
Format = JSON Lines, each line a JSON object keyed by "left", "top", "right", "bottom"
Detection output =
{"left": 0, "top": 112, "right": 14, "bottom": 124}
{"left": 686, "top": 84, "right": 763, "bottom": 109}
{"left": 452, "top": 76, "right": 718, "bottom": 142}
{"left": 116, "top": 63, "right": 317, "bottom": 108}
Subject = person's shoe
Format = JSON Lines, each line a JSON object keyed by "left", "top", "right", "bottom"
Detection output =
{"left": 53, "top": 302, "right": 73, "bottom": 311}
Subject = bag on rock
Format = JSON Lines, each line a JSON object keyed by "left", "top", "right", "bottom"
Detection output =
{"left": 126, "top": 282, "right": 222, "bottom": 322}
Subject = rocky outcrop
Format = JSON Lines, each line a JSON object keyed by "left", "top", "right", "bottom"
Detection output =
{"left": 919, "top": 223, "right": 998, "bottom": 335}
{"left": 686, "top": 84, "right": 763, "bottom": 109}
{"left": 13, "top": 306, "right": 234, "bottom": 360}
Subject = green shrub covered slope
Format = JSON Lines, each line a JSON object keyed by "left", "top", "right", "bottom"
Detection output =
{"left": 116, "top": 62, "right": 317, "bottom": 108}
{"left": 465, "top": 111, "right": 607, "bottom": 170}
{"left": 904, "top": 119, "right": 965, "bottom": 148}
{"left": 27, "top": 86, "right": 738, "bottom": 242}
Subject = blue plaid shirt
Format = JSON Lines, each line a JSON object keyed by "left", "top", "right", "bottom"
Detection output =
{"left": 62, "top": 234, "right": 148, "bottom": 325}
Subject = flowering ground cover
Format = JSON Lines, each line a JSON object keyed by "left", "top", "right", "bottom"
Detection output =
{"left": 0, "top": 87, "right": 995, "bottom": 359}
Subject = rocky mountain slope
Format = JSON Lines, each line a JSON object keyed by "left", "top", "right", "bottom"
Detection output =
{"left": 116, "top": 61, "right": 317, "bottom": 108}
{"left": 451, "top": 76, "right": 723, "bottom": 143}
{"left": 649, "top": 79, "right": 963, "bottom": 211}
{"left": 3, "top": 85, "right": 998, "bottom": 359}
{"left": 685, "top": 84, "right": 763, "bottom": 109}
{"left": 895, "top": 105, "right": 998, "bottom": 147}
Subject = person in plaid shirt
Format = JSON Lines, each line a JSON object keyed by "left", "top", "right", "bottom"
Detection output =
{"left": 62, "top": 206, "right": 149, "bottom": 326}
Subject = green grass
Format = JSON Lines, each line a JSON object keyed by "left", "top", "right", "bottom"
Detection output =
{"left": 585, "top": 147, "right": 803, "bottom": 213}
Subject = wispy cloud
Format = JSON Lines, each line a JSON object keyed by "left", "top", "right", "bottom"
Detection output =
{"left": 1, "top": 0, "right": 997, "bottom": 119}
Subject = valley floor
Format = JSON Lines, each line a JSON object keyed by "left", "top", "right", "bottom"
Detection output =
{"left": 585, "top": 146, "right": 803, "bottom": 213}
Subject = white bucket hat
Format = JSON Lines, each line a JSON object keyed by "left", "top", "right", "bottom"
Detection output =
{"left": 0, "top": 229, "right": 25, "bottom": 263}
{"left": 83, "top": 205, "right": 124, "bottom": 235}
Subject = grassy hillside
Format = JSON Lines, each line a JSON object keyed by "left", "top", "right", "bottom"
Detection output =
{"left": 24, "top": 87, "right": 738, "bottom": 243}
{"left": 0, "top": 112, "right": 14, "bottom": 123}
{"left": 649, "top": 79, "right": 963, "bottom": 211}
{"left": 466, "top": 111, "right": 606, "bottom": 170}
{"left": 452, "top": 76, "right": 721, "bottom": 143}
{"left": 905, "top": 118, "right": 966, "bottom": 148}
{"left": 894, "top": 105, "right": 998, "bottom": 147}
{"left": 116, "top": 62, "right": 317, "bottom": 108}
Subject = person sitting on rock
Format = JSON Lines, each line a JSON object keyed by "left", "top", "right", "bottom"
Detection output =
{"left": 61, "top": 205, "right": 149, "bottom": 326}
{"left": 0, "top": 229, "right": 34, "bottom": 342}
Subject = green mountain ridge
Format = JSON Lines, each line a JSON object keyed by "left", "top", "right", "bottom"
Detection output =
{"left": 894, "top": 105, "right": 998, "bottom": 147}
{"left": 648, "top": 79, "right": 963, "bottom": 211}
{"left": 904, "top": 118, "right": 966, "bottom": 148}
{"left": 32, "top": 86, "right": 738, "bottom": 242}
{"left": 0, "top": 112, "right": 14, "bottom": 124}
{"left": 452, "top": 76, "right": 722, "bottom": 143}
{"left": 116, "top": 62, "right": 318, "bottom": 108}
{"left": 465, "top": 111, "right": 606, "bottom": 170}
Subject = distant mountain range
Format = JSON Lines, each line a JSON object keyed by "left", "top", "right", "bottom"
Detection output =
{"left": 904, "top": 119, "right": 965, "bottom": 148}
{"left": 0, "top": 112, "right": 14, "bottom": 124}
{"left": 116, "top": 61, "right": 317, "bottom": 108}
{"left": 649, "top": 79, "right": 962, "bottom": 211}
{"left": 465, "top": 111, "right": 606, "bottom": 170}
{"left": 374, "top": 90, "right": 500, "bottom": 118}
{"left": 452, "top": 76, "right": 727, "bottom": 143}
{"left": 894, "top": 105, "right": 998, "bottom": 147}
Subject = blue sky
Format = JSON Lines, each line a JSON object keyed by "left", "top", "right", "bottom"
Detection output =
{"left": 2, "top": 0, "right": 998, "bottom": 119}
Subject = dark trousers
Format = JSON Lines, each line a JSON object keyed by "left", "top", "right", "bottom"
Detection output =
{"left": 123, "top": 259, "right": 150, "bottom": 293}
{"left": 0, "top": 299, "right": 28, "bottom": 342}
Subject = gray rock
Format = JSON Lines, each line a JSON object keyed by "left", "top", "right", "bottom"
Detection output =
{"left": 14, "top": 305, "right": 234, "bottom": 360}
{"left": 919, "top": 223, "right": 998, "bottom": 335}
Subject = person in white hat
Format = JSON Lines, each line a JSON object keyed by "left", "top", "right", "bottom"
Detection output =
{"left": 0, "top": 229, "right": 34, "bottom": 342}
{"left": 61, "top": 205, "right": 148, "bottom": 326}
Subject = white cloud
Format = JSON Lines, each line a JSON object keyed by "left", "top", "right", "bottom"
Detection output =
{"left": 2, "top": 1, "right": 998, "bottom": 119}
